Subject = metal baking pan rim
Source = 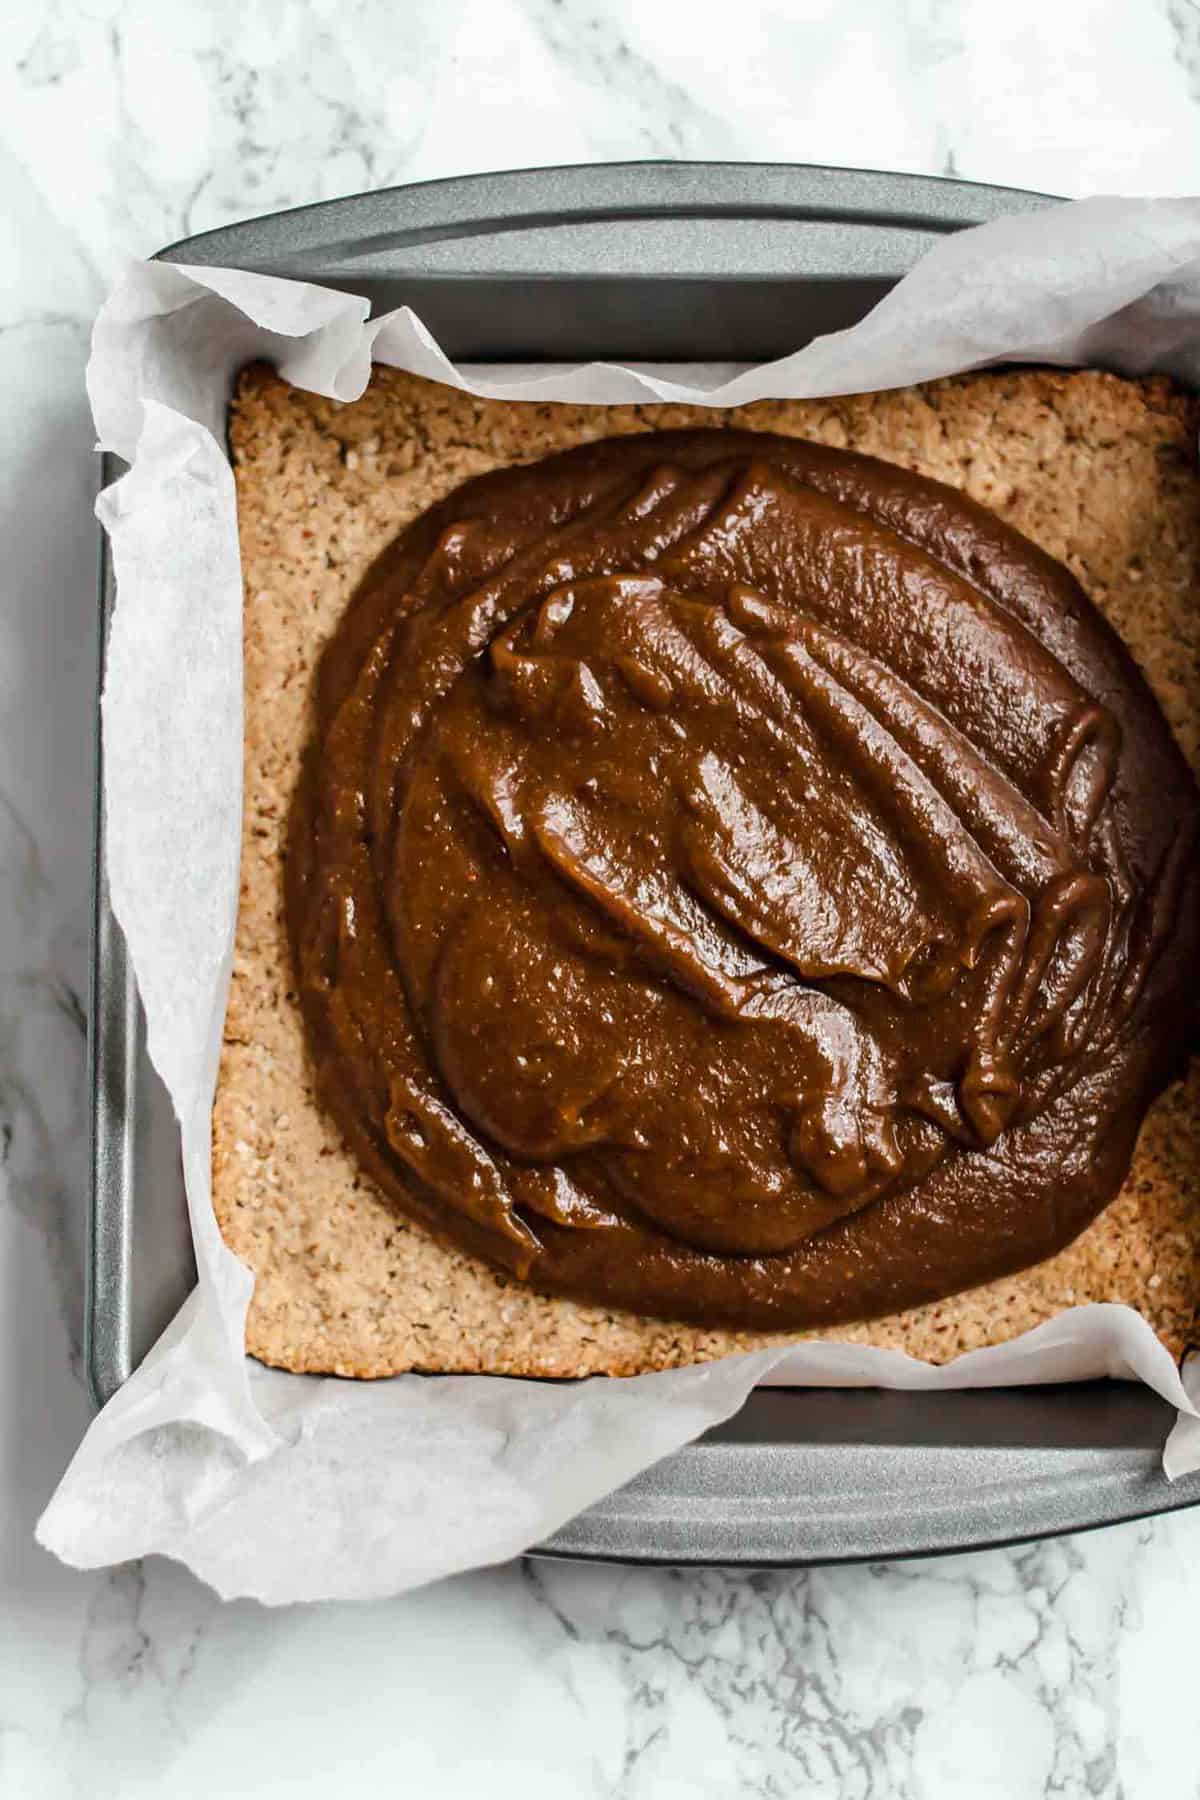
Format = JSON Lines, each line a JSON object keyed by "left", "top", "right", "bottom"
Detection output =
{"left": 156, "top": 157, "right": 1054, "bottom": 267}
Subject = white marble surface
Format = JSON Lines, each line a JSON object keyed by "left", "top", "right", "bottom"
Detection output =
{"left": 2, "top": 1, "right": 1200, "bottom": 1793}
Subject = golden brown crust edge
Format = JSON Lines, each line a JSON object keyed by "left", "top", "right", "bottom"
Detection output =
{"left": 216, "top": 364, "right": 1200, "bottom": 1377}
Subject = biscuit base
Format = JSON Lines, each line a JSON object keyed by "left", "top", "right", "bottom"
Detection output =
{"left": 218, "top": 365, "right": 1200, "bottom": 1376}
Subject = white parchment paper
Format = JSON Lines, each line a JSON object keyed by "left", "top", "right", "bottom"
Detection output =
{"left": 38, "top": 196, "right": 1200, "bottom": 1603}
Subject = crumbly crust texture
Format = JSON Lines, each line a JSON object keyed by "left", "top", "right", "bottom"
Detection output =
{"left": 218, "top": 365, "right": 1200, "bottom": 1376}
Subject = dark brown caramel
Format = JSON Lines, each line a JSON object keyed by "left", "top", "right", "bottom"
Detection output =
{"left": 287, "top": 431, "right": 1200, "bottom": 1329}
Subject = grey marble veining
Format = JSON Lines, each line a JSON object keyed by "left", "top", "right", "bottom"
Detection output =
{"left": 2, "top": 2, "right": 1200, "bottom": 1794}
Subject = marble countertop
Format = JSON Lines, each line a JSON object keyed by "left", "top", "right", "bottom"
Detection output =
{"left": 3, "top": 2, "right": 1200, "bottom": 1794}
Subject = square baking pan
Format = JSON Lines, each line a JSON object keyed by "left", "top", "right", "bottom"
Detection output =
{"left": 89, "top": 162, "right": 1200, "bottom": 1563}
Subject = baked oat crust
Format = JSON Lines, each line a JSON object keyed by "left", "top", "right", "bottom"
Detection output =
{"left": 217, "top": 365, "right": 1200, "bottom": 1376}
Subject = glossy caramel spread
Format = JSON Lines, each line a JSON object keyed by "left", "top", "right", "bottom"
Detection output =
{"left": 287, "top": 430, "right": 1200, "bottom": 1329}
